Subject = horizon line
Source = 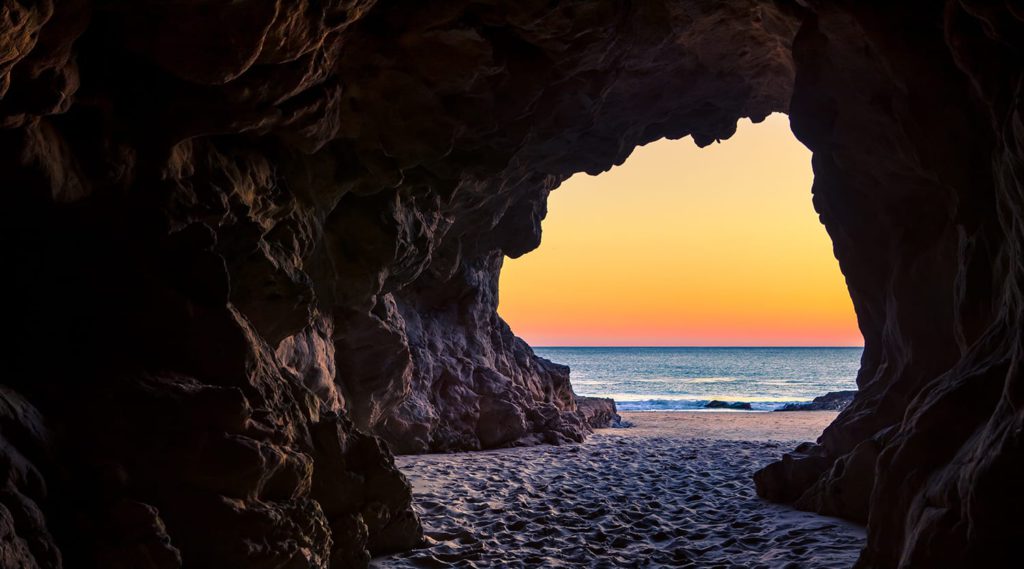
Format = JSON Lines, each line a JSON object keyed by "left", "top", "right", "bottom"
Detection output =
{"left": 531, "top": 345, "right": 865, "bottom": 349}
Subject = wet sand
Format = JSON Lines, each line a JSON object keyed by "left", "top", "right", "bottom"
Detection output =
{"left": 374, "top": 411, "right": 865, "bottom": 568}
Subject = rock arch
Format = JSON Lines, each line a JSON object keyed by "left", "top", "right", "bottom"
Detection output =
{"left": 0, "top": 1, "right": 1020, "bottom": 567}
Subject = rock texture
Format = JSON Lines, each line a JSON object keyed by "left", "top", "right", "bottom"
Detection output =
{"left": 1, "top": 1, "right": 793, "bottom": 566}
{"left": 576, "top": 397, "right": 623, "bottom": 429}
{"left": 755, "top": 3, "right": 1024, "bottom": 568}
{"left": 0, "top": 0, "right": 1020, "bottom": 567}
{"left": 373, "top": 253, "right": 619, "bottom": 453}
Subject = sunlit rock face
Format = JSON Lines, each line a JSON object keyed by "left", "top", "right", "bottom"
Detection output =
{"left": 0, "top": 0, "right": 1019, "bottom": 568}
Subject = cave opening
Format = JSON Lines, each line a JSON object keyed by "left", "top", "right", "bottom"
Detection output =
{"left": 499, "top": 113, "right": 863, "bottom": 409}
{"left": 2, "top": 1, "right": 1020, "bottom": 568}
{"left": 376, "top": 114, "right": 872, "bottom": 566}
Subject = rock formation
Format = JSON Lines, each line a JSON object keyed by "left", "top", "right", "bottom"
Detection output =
{"left": 776, "top": 390, "right": 856, "bottom": 412}
{"left": 576, "top": 397, "right": 623, "bottom": 429}
{"left": 755, "top": 3, "right": 1023, "bottom": 568}
{"left": 705, "top": 400, "right": 755, "bottom": 410}
{"left": 0, "top": 0, "right": 1020, "bottom": 567}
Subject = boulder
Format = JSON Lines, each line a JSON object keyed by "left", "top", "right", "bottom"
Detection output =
{"left": 776, "top": 391, "right": 857, "bottom": 412}
{"left": 576, "top": 397, "right": 623, "bottom": 428}
{"left": 705, "top": 400, "right": 754, "bottom": 410}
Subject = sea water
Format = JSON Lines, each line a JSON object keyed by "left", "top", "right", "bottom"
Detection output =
{"left": 534, "top": 347, "right": 862, "bottom": 412}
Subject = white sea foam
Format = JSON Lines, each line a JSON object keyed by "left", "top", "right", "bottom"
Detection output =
{"left": 613, "top": 377, "right": 738, "bottom": 384}
{"left": 614, "top": 399, "right": 807, "bottom": 412}
{"left": 685, "top": 376, "right": 738, "bottom": 383}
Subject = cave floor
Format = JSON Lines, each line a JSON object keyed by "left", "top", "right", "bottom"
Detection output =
{"left": 374, "top": 412, "right": 865, "bottom": 568}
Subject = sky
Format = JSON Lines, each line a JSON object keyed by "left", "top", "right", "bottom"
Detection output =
{"left": 497, "top": 114, "right": 862, "bottom": 347}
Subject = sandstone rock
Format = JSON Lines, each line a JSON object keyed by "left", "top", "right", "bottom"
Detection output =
{"left": 576, "top": 397, "right": 623, "bottom": 429}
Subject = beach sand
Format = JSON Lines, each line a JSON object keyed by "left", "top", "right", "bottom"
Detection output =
{"left": 374, "top": 411, "right": 865, "bottom": 568}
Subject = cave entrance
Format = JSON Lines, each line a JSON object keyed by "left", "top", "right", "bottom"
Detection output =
{"left": 499, "top": 112, "right": 862, "bottom": 412}
{"left": 380, "top": 114, "right": 869, "bottom": 567}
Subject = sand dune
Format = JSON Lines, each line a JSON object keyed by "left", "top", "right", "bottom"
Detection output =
{"left": 374, "top": 412, "right": 865, "bottom": 568}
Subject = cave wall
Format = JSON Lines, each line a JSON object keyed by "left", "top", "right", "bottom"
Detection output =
{"left": 0, "top": 0, "right": 1020, "bottom": 567}
{"left": 754, "top": 2, "right": 1024, "bottom": 568}
{"left": 308, "top": 0, "right": 801, "bottom": 453}
{"left": 0, "top": 0, "right": 798, "bottom": 566}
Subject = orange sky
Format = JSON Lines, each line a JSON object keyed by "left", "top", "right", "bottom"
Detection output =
{"left": 498, "top": 114, "right": 862, "bottom": 347}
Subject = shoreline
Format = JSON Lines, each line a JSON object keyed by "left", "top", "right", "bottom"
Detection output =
{"left": 595, "top": 389, "right": 858, "bottom": 414}
{"left": 605, "top": 390, "right": 857, "bottom": 413}
{"left": 376, "top": 411, "right": 864, "bottom": 568}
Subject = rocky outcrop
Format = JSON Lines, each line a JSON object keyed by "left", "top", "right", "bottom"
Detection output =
{"left": 374, "top": 253, "right": 612, "bottom": 453}
{"left": 576, "top": 397, "right": 623, "bottom": 429}
{"left": 776, "top": 391, "right": 857, "bottom": 412}
{"left": 0, "top": 0, "right": 1021, "bottom": 567}
{"left": 705, "top": 400, "right": 754, "bottom": 410}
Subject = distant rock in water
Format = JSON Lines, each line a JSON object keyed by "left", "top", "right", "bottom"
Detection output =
{"left": 775, "top": 391, "right": 857, "bottom": 412}
{"left": 576, "top": 396, "right": 624, "bottom": 428}
{"left": 705, "top": 400, "right": 754, "bottom": 410}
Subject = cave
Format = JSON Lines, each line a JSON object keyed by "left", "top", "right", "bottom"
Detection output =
{"left": 1, "top": 1, "right": 1021, "bottom": 568}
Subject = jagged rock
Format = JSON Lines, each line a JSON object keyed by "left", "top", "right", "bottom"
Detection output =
{"left": 776, "top": 391, "right": 857, "bottom": 412}
{"left": 0, "top": 0, "right": 1021, "bottom": 567}
{"left": 376, "top": 254, "right": 612, "bottom": 452}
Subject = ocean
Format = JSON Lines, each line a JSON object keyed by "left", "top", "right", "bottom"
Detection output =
{"left": 534, "top": 347, "right": 862, "bottom": 412}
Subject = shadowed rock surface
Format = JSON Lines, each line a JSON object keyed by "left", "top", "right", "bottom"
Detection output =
{"left": 0, "top": 0, "right": 1021, "bottom": 567}
{"left": 754, "top": 4, "right": 1023, "bottom": 568}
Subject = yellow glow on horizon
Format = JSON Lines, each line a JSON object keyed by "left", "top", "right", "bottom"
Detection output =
{"left": 498, "top": 114, "right": 862, "bottom": 347}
